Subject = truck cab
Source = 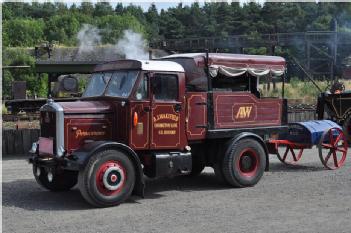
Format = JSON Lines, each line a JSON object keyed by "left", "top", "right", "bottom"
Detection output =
{"left": 30, "top": 53, "right": 287, "bottom": 207}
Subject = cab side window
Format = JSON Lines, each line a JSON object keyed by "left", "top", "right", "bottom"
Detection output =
{"left": 135, "top": 75, "right": 148, "bottom": 100}
{"left": 153, "top": 74, "right": 178, "bottom": 101}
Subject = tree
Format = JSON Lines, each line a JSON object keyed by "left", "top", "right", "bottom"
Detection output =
{"left": 124, "top": 4, "right": 146, "bottom": 23}
{"left": 2, "top": 48, "right": 48, "bottom": 97}
{"left": 3, "top": 19, "right": 45, "bottom": 47}
{"left": 93, "top": 2, "right": 113, "bottom": 17}
{"left": 159, "top": 9, "right": 185, "bottom": 39}
{"left": 145, "top": 3, "right": 160, "bottom": 39}
{"left": 79, "top": 2, "right": 94, "bottom": 16}
{"left": 45, "top": 15, "right": 80, "bottom": 45}
{"left": 115, "top": 3, "right": 124, "bottom": 15}
{"left": 97, "top": 14, "right": 145, "bottom": 44}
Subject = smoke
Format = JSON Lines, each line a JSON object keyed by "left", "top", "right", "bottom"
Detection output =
{"left": 77, "top": 24, "right": 102, "bottom": 55}
{"left": 114, "top": 30, "right": 149, "bottom": 60}
{"left": 76, "top": 24, "right": 148, "bottom": 60}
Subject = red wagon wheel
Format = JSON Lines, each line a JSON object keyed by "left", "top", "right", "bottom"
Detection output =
{"left": 318, "top": 127, "right": 348, "bottom": 170}
{"left": 276, "top": 144, "right": 304, "bottom": 165}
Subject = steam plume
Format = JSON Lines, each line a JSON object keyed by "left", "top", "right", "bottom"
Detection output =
{"left": 76, "top": 24, "right": 148, "bottom": 60}
{"left": 77, "top": 24, "right": 102, "bottom": 55}
{"left": 114, "top": 30, "right": 149, "bottom": 59}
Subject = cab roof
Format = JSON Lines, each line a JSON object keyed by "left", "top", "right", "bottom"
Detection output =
{"left": 94, "top": 59, "right": 185, "bottom": 73}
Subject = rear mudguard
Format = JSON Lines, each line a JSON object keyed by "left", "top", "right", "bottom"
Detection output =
{"left": 69, "top": 141, "right": 145, "bottom": 197}
{"left": 227, "top": 132, "right": 270, "bottom": 171}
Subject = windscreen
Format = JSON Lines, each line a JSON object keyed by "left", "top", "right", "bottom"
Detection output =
{"left": 83, "top": 71, "right": 139, "bottom": 98}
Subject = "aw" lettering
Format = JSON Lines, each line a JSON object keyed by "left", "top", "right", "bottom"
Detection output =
{"left": 235, "top": 106, "right": 252, "bottom": 119}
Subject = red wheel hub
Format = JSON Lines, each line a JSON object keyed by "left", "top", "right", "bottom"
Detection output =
{"left": 237, "top": 149, "right": 259, "bottom": 177}
{"left": 96, "top": 161, "right": 126, "bottom": 196}
{"left": 110, "top": 174, "right": 117, "bottom": 183}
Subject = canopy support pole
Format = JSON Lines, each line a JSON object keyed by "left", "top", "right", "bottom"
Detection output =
{"left": 205, "top": 50, "right": 214, "bottom": 129}
{"left": 282, "top": 72, "right": 285, "bottom": 99}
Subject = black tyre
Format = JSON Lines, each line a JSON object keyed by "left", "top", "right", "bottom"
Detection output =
{"left": 213, "top": 163, "right": 227, "bottom": 184}
{"left": 222, "top": 138, "right": 266, "bottom": 187}
{"left": 343, "top": 116, "right": 351, "bottom": 143}
{"left": 78, "top": 150, "right": 135, "bottom": 207}
{"left": 33, "top": 165, "right": 78, "bottom": 191}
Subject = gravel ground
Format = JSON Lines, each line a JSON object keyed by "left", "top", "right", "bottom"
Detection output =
{"left": 2, "top": 148, "right": 351, "bottom": 233}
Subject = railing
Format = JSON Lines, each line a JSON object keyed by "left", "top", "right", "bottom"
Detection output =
{"left": 150, "top": 32, "right": 351, "bottom": 50}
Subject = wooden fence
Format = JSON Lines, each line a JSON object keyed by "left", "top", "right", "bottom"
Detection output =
{"left": 288, "top": 109, "right": 316, "bottom": 123}
{"left": 2, "top": 129, "right": 40, "bottom": 156}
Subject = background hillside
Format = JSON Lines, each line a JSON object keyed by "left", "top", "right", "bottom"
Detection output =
{"left": 2, "top": 2, "right": 351, "bottom": 98}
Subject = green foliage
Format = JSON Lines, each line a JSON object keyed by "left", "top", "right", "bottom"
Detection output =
{"left": 3, "top": 19, "right": 44, "bottom": 47}
{"left": 93, "top": 2, "right": 114, "bottom": 17}
{"left": 3, "top": 2, "right": 350, "bottom": 47}
{"left": 97, "top": 14, "right": 145, "bottom": 44}
{"left": 2, "top": 1, "right": 351, "bottom": 100}
{"left": 2, "top": 104, "right": 8, "bottom": 114}
{"left": 45, "top": 15, "right": 80, "bottom": 45}
{"left": 2, "top": 48, "right": 48, "bottom": 98}
{"left": 290, "top": 77, "right": 300, "bottom": 89}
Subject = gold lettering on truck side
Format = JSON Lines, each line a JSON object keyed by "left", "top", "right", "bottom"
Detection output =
{"left": 153, "top": 114, "right": 179, "bottom": 123}
{"left": 153, "top": 113, "right": 179, "bottom": 135}
{"left": 235, "top": 106, "right": 252, "bottom": 119}
{"left": 75, "top": 129, "right": 106, "bottom": 139}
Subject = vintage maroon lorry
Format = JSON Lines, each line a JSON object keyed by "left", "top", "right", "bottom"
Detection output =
{"left": 29, "top": 53, "right": 288, "bottom": 207}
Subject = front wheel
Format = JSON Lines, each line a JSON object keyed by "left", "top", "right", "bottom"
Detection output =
{"left": 78, "top": 150, "right": 135, "bottom": 207}
{"left": 222, "top": 138, "right": 266, "bottom": 187}
{"left": 33, "top": 165, "right": 78, "bottom": 191}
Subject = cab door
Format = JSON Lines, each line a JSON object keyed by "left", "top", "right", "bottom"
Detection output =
{"left": 150, "top": 72, "right": 187, "bottom": 150}
{"left": 129, "top": 73, "right": 150, "bottom": 150}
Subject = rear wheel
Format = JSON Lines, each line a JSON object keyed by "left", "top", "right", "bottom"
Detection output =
{"left": 33, "top": 165, "right": 78, "bottom": 191}
{"left": 222, "top": 138, "right": 266, "bottom": 187}
{"left": 78, "top": 150, "right": 135, "bottom": 207}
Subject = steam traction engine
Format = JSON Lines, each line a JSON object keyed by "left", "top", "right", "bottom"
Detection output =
{"left": 29, "top": 53, "right": 348, "bottom": 207}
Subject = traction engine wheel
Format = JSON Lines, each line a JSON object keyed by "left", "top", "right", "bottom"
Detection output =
{"left": 342, "top": 116, "right": 351, "bottom": 143}
{"left": 276, "top": 145, "right": 304, "bottom": 165}
{"left": 78, "top": 150, "right": 135, "bottom": 207}
{"left": 318, "top": 127, "right": 348, "bottom": 170}
{"left": 222, "top": 138, "right": 266, "bottom": 187}
{"left": 33, "top": 165, "right": 78, "bottom": 191}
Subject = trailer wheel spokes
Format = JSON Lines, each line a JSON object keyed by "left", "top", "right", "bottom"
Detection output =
{"left": 276, "top": 144, "right": 304, "bottom": 165}
{"left": 324, "top": 151, "right": 332, "bottom": 163}
{"left": 318, "top": 127, "right": 348, "bottom": 170}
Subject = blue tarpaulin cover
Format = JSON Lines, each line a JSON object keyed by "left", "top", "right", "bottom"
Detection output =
{"left": 283, "top": 120, "right": 341, "bottom": 145}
